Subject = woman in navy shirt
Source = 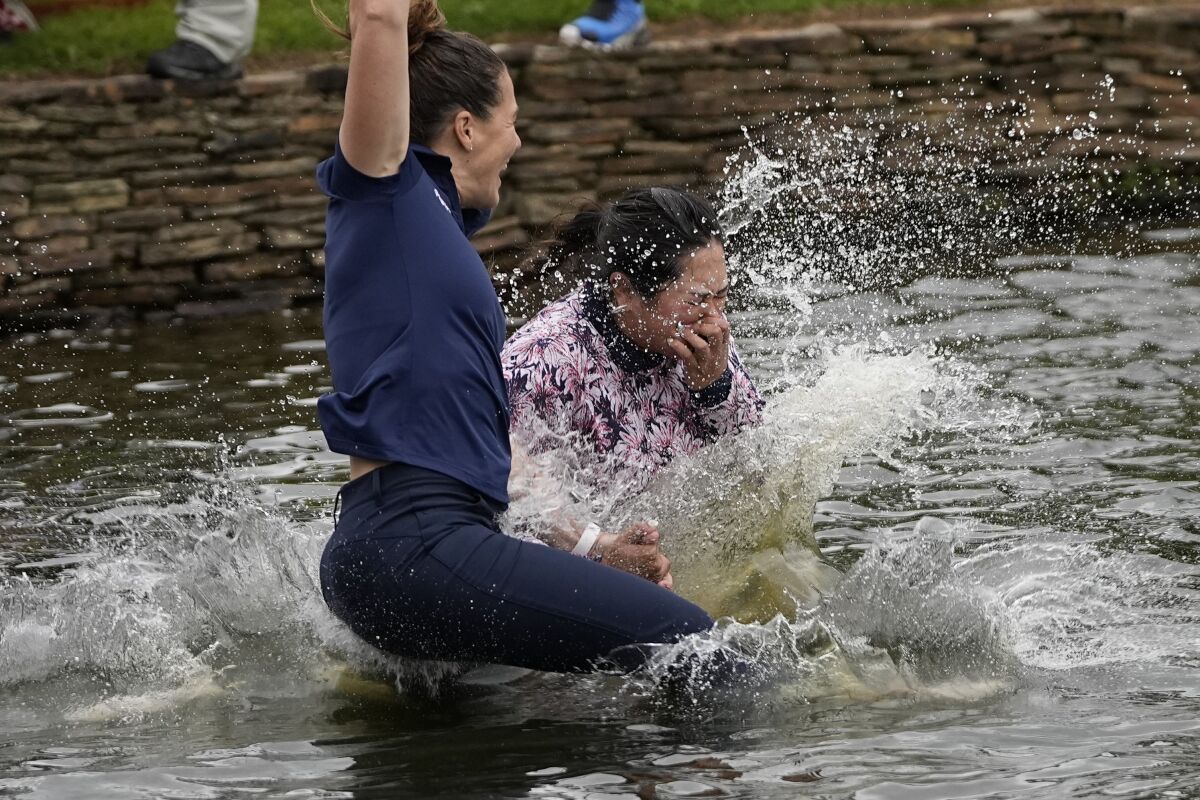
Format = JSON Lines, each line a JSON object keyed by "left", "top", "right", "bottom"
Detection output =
{"left": 316, "top": 0, "right": 714, "bottom": 674}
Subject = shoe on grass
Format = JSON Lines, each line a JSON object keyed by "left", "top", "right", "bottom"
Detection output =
{"left": 146, "top": 39, "right": 242, "bottom": 82}
{"left": 0, "top": 0, "right": 39, "bottom": 34}
{"left": 560, "top": 0, "right": 649, "bottom": 51}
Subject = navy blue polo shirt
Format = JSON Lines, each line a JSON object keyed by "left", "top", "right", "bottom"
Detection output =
{"left": 316, "top": 141, "right": 511, "bottom": 504}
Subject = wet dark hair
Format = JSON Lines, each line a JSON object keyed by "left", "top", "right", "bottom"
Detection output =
{"left": 313, "top": 0, "right": 507, "bottom": 146}
{"left": 548, "top": 188, "right": 724, "bottom": 299}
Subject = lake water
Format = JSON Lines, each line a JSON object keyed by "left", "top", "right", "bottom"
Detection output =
{"left": 1, "top": 217, "right": 1198, "bottom": 797}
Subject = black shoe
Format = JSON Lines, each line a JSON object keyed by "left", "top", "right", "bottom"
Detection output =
{"left": 146, "top": 39, "right": 242, "bottom": 81}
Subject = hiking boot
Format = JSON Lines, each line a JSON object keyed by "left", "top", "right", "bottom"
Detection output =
{"left": 146, "top": 39, "right": 242, "bottom": 82}
{"left": 559, "top": 0, "right": 649, "bottom": 51}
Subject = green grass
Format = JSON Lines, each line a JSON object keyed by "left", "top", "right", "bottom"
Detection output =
{"left": 0, "top": 0, "right": 943, "bottom": 77}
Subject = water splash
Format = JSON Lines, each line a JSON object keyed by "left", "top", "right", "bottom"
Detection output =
{"left": 823, "top": 518, "right": 1016, "bottom": 685}
{"left": 3, "top": 122, "right": 1194, "bottom": 724}
{"left": 0, "top": 463, "right": 470, "bottom": 720}
{"left": 715, "top": 106, "right": 1137, "bottom": 298}
{"left": 955, "top": 534, "right": 1200, "bottom": 673}
{"left": 0, "top": 343, "right": 1025, "bottom": 716}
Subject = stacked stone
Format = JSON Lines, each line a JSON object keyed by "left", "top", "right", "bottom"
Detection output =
{"left": 0, "top": 3, "right": 1196, "bottom": 327}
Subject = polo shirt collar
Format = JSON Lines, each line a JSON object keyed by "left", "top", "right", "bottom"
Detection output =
{"left": 411, "top": 143, "right": 492, "bottom": 238}
{"left": 580, "top": 282, "right": 666, "bottom": 374}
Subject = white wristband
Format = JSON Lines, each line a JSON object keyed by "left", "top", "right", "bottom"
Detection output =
{"left": 571, "top": 522, "right": 603, "bottom": 557}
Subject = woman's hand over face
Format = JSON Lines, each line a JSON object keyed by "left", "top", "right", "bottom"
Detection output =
{"left": 668, "top": 312, "right": 731, "bottom": 391}
{"left": 596, "top": 522, "right": 674, "bottom": 590}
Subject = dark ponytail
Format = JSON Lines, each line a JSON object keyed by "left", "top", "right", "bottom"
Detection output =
{"left": 547, "top": 188, "right": 724, "bottom": 299}
{"left": 313, "top": 0, "right": 507, "bottom": 146}
{"left": 546, "top": 205, "right": 605, "bottom": 279}
{"left": 405, "top": 0, "right": 446, "bottom": 54}
{"left": 408, "top": 28, "right": 506, "bottom": 146}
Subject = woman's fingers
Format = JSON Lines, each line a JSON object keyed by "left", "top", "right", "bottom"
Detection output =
{"left": 602, "top": 524, "right": 675, "bottom": 586}
{"left": 625, "top": 544, "right": 662, "bottom": 579}
{"left": 621, "top": 522, "right": 659, "bottom": 546}
{"left": 682, "top": 330, "right": 710, "bottom": 352}
{"left": 671, "top": 326, "right": 730, "bottom": 390}
{"left": 635, "top": 550, "right": 670, "bottom": 583}
{"left": 668, "top": 338, "right": 697, "bottom": 365}
{"left": 691, "top": 320, "right": 725, "bottom": 341}
{"left": 680, "top": 327, "right": 729, "bottom": 367}
{"left": 655, "top": 553, "right": 671, "bottom": 583}
{"left": 603, "top": 528, "right": 672, "bottom": 584}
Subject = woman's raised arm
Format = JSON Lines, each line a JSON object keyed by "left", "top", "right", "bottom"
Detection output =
{"left": 340, "top": 0, "right": 412, "bottom": 177}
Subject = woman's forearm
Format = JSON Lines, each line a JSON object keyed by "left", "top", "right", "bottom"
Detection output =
{"left": 534, "top": 520, "right": 578, "bottom": 551}
{"left": 340, "top": 0, "right": 411, "bottom": 177}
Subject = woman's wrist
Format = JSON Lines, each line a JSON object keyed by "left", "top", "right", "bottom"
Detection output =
{"left": 688, "top": 367, "right": 734, "bottom": 405}
{"left": 571, "top": 522, "right": 604, "bottom": 559}
{"left": 592, "top": 531, "right": 619, "bottom": 562}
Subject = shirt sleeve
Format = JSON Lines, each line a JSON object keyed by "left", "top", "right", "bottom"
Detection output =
{"left": 503, "top": 343, "right": 601, "bottom": 557}
{"left": 691, "top": 339, "right": 766, "bottom": 439}
{"left": 315, "top": 140, "right": 421, "bottom": 204}
{"left": 502, "top": 332, "right": 578, "bottom": 454}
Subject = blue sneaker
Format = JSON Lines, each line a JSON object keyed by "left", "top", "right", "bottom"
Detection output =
{"left": 559, "top": 0, "right": 649, "bottom": 51}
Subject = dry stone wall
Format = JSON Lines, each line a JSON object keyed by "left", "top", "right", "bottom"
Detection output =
{"left": 0, "top": 4, "right": 1197, "bottom": 327}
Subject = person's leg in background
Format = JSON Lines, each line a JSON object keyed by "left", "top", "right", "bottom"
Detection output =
{"left": 560, "top": 0, "right": 648, "bottom": 51}
{"left": 147, "top": 0, "right": 259, "bottom": 81}
{"left": 0, "top": 0, "right": 38, "bottom": 44}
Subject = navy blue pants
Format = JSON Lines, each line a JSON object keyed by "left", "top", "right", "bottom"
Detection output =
{"left": 320, "top": 462, "right": 715, "bottom": 673}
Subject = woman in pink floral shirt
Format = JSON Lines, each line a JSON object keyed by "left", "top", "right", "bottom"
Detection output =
{"left": 503, "top": 188, "right": 765, "bottom": 494}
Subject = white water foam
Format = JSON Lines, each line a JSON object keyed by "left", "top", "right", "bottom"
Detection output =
{"left": 3, "top": 123, "right": 1192, "bottom": 719}
{"left": 0, "top": 470, "right": 471, "bottom": 720}
{"left": 0, "top": 332, "right": 1020, "bottom": 719}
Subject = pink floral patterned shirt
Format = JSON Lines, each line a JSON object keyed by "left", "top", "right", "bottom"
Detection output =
{"left": 502, "top": 286, "right": 765, "bottom": 492}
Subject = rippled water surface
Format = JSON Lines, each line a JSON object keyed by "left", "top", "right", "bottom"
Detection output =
{"left": 1, "top": 225, "right": 1198, "bottom": 799}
